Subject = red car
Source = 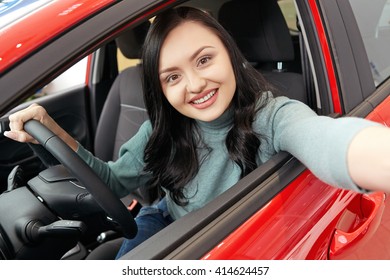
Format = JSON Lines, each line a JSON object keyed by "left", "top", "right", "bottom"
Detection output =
{"left": 0, "top": 0, "right": 389, "bottom": 260}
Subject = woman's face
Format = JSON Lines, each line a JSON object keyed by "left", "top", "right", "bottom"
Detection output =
{"left": 159, "top": 21, "right": 236, "bottom": 122}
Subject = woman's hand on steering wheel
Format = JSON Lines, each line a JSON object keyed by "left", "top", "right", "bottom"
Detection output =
{"left": 4, "top": 103, "right": 78, "bottom": 151}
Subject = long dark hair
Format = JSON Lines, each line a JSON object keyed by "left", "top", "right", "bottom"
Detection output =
{"left": 142, "top": 6, "right": 271, "bottom": 205}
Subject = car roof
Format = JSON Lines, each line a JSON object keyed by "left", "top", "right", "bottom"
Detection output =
{"left": 0, "top": 0, "right": 114, "bottom": 74}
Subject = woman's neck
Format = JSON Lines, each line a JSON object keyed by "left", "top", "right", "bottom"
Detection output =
{"left": 195, "top": 107, "right": 234, "bottom": 133}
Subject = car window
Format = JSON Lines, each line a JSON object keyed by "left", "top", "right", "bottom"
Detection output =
{"left": 41, "top": 58, "right": 88, "bottom": 94}
{"left": 22, "top": 57, "right": 88, "bottom": 103}
{"left": 20, "top": 57, "right": 88, "bottom": 104}
{"left": 349, "top": 0, "right": 390, "bottom": 86}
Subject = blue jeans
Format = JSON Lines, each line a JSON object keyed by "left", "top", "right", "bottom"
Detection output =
{"left": 115, "top": 198, "right": 173, "bottom": 259}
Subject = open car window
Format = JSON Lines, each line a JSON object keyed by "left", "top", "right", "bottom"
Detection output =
{"left": 349, "top": 0, "right": 390, "bottom": 87}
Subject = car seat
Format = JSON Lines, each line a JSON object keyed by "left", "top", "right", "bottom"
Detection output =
{"left": 93, "top": 21, "right": 152, "bottom": 206}
{"left": 218, "top": 0, "right": 307, "bottom": 104}
{"left": 81, "top": 22, "right": 152, "bottom": 260}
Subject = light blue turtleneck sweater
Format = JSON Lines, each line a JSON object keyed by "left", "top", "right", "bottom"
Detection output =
{"left": 76, "top": 95, "right": 378, "bottom": 220}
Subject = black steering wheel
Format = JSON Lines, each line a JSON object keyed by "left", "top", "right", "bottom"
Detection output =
{"left": 24, "top": 120, "right": 137, "bottom": 239}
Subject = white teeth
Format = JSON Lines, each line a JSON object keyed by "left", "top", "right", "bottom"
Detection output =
{"left": 193, "top": 90, "right": 216, "bottom": 104}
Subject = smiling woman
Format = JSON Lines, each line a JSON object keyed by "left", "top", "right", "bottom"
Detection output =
{"left": 158, "top": 21, "right": 236, "bottom": 121}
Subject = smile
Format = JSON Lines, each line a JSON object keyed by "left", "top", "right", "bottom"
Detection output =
{"left": 192, "top": 90, "right": 217, "bottom": 104}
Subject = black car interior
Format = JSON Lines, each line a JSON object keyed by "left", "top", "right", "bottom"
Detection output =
{"left": 94, "top": 21, "right": 152, "bottom": 206}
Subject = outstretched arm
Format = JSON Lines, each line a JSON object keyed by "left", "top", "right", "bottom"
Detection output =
{"left": 264, "top": 96, "right": 389, "bottom": 194}
{"left": 347, "top": 126, "right": 390, "bottom": 193}
{"left": 3, "top": 103, "right": 78, "bottom": 151}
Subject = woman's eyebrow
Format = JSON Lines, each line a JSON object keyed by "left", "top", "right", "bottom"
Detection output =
{"left": 189, "top": 45, "right": 214, "bottom": 61}
{"left": 159, "top": 66, "right": 178, "bottom": 76}
{"left": 159, "top": 46, "right": 215, "bottom": 75}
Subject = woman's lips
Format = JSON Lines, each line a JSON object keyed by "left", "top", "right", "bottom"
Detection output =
{"left": 190, "top": 89, "right": 218, "bottom": 109}
{"left": 191, "top": 89, "right": 217, "bottom": 104}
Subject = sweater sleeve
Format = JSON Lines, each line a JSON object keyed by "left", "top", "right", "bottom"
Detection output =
{"left": 76, "top": 121, "right": 152, "bottom": 198}
{"left": 256, "top": 96, "right": 381, "bottom": 192}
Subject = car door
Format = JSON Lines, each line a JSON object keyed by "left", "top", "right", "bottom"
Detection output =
{"left": 318, "top": 0, "right": 390, "bottom": 259}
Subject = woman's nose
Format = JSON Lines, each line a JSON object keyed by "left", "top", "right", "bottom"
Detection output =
{"left": 186, "top": 72, "right": 206, "bottom": 94}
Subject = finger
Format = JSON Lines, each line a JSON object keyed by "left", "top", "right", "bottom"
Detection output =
{"left": 8, "top": 103, "right": 47, "bottom": 132}
{"left": 9, "top": 104, "right": 43, "bottom": 123}
{"left": 8, "top": 119, "right": 26, "bottom": 133}
{"left": 3, "top": 130, "right": 38, "bottom": 144}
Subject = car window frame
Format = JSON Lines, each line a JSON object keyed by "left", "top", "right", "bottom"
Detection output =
{"left": 295, "top": 0, "right": 335, "bottom": 115}
{"left": 317, "top": 0, "right": 377, "bottom": 114}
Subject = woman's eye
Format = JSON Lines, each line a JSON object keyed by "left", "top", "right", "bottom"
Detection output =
{"left": 167, "top": 74, "right": 180, "bottom": 83}
{"left": 198, "top": 56, "right": 211, "bottom": 66}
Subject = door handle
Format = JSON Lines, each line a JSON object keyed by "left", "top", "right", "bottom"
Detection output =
{"left": 329, "top": 192, "right": 385, "bottom": 258}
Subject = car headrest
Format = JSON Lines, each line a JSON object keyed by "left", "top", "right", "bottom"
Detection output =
{"left": 218, "top": 0, "right": 294, "bottom": 63}
{"left": 115, "top": 21, "right": 150, "bottom": 59}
